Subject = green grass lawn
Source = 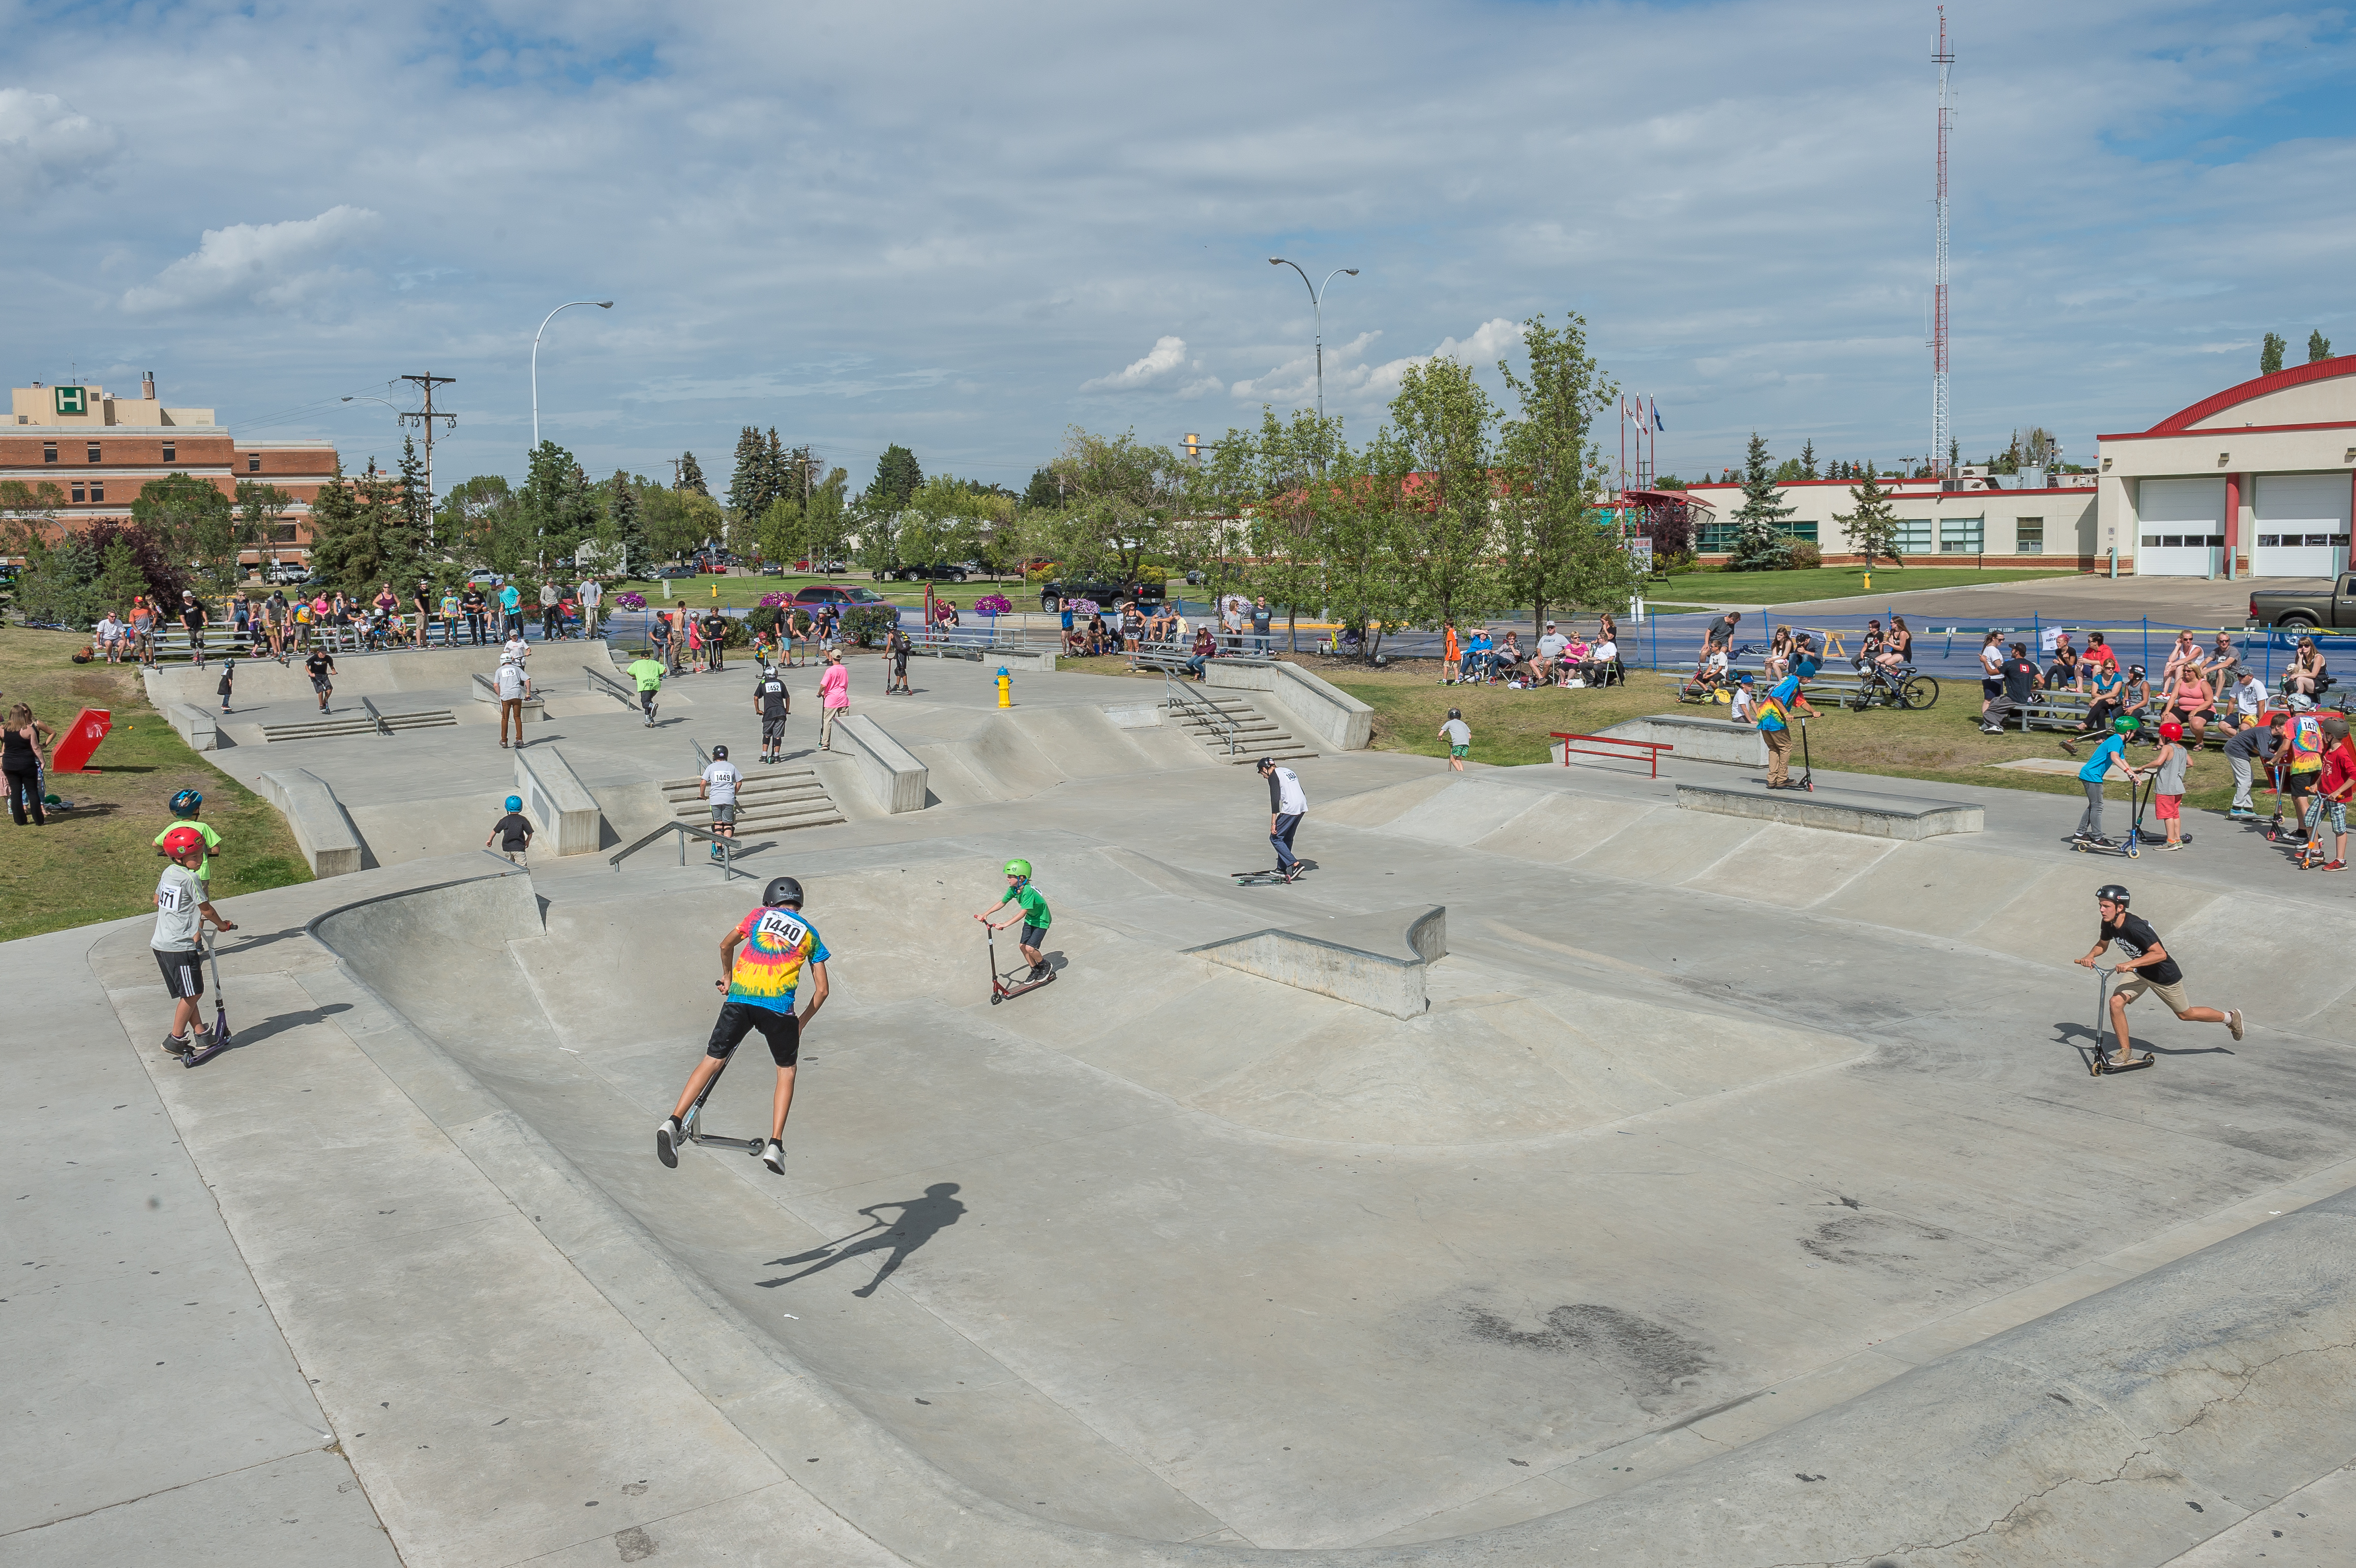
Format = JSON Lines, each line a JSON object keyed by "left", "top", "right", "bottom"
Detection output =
{"left": 611, "top": 572, "right": 1045, "bottom": 615}
{"left": 0, "top": 629, "right": 313, "bottom": 942}
{"left": 1650, "top": 565, "right": 2079, "bottom": 606}
{"left": 1326, "top": 661, "right": 2245, "bottom": 815}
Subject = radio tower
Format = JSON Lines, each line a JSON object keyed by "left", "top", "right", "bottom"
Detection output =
{"left": 1930, "top": 6, "right": 1953, "bottom": 479}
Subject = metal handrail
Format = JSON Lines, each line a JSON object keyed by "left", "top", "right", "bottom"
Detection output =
{"left": 583, "top": 665, "right": 640, "bottom": 707}
{"left": 608, "top": 820, "right": 756, "bottom": 880}
{"left": 1164, "top": 671, "right": 1240, "bottom": 755}
{"left": 359, "top": 695, "right": 391, "bottom": 737}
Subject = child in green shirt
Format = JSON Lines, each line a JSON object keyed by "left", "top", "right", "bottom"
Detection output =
{"left": 627, "top": 655, "right": 665, "bottom": 727}
{"left": 154, "top": 789, "right": 222, "bottom": 887}
{"left": 975, "top": 857, "right": 1052, "bottom": 980}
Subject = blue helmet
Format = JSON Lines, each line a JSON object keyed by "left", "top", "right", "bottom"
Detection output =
{"left": 168, "top": 789, "right": 202, "bottom": 818}
{"left": 505, "top": 795, "right": 523, "bottom": 812}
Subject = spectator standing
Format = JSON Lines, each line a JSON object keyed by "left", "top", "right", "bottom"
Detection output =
{"left": 439, "top": 584, "right": 460, "bottom": 646}
{"left": 541, "top": 580, "right": 561, "bottom": 641}
{"left": 1251, "top": 596, "right": 1274, "bottom": 656}
{"left": 1979, "top": 630, "right": 2006, "bottom": 717}
{"left": 129, "top": 595, "right": 156, "bottom": 665}
{"left": 412, "top": 579, "right": 434, "bottom": 648}
{"left": 705, "top": 608, "right": 730, "bottom": 673}
{"left": 819, "top": 648, "right": 850, "bottom": 751}
{"left": 579, "top": 575, "right": 603, "bottom": 639}
{"left": 650, "top": 612, "right": 675, "bottom": 675}
{"left": 1440, "top": 708, "right": 1471, "bottom": 771}
{"left": 1442, "top": 620, "right": 1460, "bottom": 685}
{"left": 2309, "top": 718, "right": 2354, "bottom": 870}
{"left": 461, "top": 582, "right": 489, "bottom": 645}
{"left": 498, "top": 578, "right": 523, "bottom": 638}
{"left": 180, "top": 590, "right": 208, "bottom": 668}
{"left": 1703, "top": 609, "right": 1742, "bottom": 658}
{"left": 4, "top": 703, "right": 55, "bottom": 827}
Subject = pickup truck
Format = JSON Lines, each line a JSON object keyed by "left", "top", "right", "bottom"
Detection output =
{"left": 2247, "top": 576, "right": 2356, "bottom": 630}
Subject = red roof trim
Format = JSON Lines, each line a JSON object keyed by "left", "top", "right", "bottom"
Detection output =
{"left": 2144, "top": 354, "right": 2356, "bottom": 433}
{"left": 2098, "top": 417, "right": 2356, "bottom": 443}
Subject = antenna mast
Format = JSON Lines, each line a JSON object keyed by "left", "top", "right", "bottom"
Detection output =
{"left": 1930, "top": 6, "right": 1953, "bottom": 480}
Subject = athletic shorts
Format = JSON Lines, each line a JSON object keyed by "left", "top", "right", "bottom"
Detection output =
{"left": 710, "top": 802, "right": 738, "bottom": 825}
{"left": 1449, "top": 744, "right": 1469, "bottom": 758}
{"left": 1019, "top": 923, "right": 1049, "bottom": 950}
{"left": 2287, "top": 770, "right": 2319, "bottom": 799}
{"left": 155, "top": 947, "right": 205, "bottom": 1000}
{"left": 706, "top": 1002, "right": 800, "bottom": 1065}
{"left": 1982, "top": 677, "right": 2002, "bottom": 698}
{"left": 2154, "top": 793, "right": 2181, "bottom": 820}
{"left": 310, "top": 674, "right": 331, "bottom": 692}
{"left": 761, "top": 716, "right": 786, "bottom": 742}
{"left": 2112, "top": 973, "right": 2191, "bottom": 1016}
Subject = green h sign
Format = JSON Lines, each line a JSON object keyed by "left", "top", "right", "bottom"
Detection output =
{"left": 54, "top": 385, "right": 86, "bottom": 415}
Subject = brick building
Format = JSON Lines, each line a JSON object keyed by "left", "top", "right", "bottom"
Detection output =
{"left": 2, "top": 375, "right": 343, "bottom": 574}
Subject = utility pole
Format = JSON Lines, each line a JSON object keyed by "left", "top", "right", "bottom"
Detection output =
{"left": 1930, "top": 7, "right": 1953, "bottom": 483}
{"left": 398, "top": 373, "right": 457, "bottom": 545}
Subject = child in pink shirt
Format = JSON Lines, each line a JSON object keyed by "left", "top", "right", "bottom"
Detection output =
{"left": 819, "top": 649, "right": 850, "bottom": 750}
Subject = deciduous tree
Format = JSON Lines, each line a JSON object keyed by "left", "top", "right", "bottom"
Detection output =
{"left": 1497, "top": 311, "right": 1629, "bottom": 634}
{"left": 2261, "top": 333, "right": 2287, "bottom": 375}
{"left": 2311, "top": 330, "right": 2334, "bottom": 364}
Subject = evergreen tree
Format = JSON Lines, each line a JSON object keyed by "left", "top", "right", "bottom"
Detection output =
{"left": 2261, "top": 333, "right": 2287, "bottom": 375}
{"left": 1833, "top": 463, "right": 1902, "bottom": 567}
{"left": 1022, "top": 466, "right": 1062, "bottom": 510}
{"left": 728, "top": 426, "right": 770, "bottom": 522}
{"left": 1800, "top": 439, "right": 1816, "bottom": 479}
{"left": 396, "top": 435, "right": 432, "bottom": 550}
{"left": 1726, "top": 433, "right": 1794, "bottom": 571}
{"left": 2311, "top": 329, "right": 2334, "bottom": 364}
{"left": 868, "top": 444, "right": 922, "bottom": 511}
{"left": 518, "top": 440, "right": 598, "bottom": 567}
{"left": 678, "top": 451, "right": 708, "bottom": 495}
{"left": 307, "top": 460, "right": 414, "bottom": 591}
{"left": 606, "top": 470, "right": 642, "bottom": 559}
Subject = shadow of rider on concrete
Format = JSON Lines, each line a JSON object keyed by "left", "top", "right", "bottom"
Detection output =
{"left": 757, "top": 1182, "right": 965, "bottom": 1298}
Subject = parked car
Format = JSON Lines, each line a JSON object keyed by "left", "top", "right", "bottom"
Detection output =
{"left": 884, "top": 562, "right": 969, "bottom": 583}
{"left": 758, "top": 563, "right": 785, "bottom": 576}
{"left": 791, "top": 584, "right": 889, "bottom": 608}
{"left": 465, "top": 568, "right": 504, "bottom": 586}
{"left": 264, "top": 562, "right": 314, "bottom": 585}
{"left": 2248, "top": 576, "right": 2356, "bottom": 630}
{"left": 646, "top": 564, "right": 700, "bottom": 580}
{"left": 1038, "top": 579, "right": 1161, "bottom": 613}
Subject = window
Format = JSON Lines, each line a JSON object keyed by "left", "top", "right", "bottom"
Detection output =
{"left": 1939, "top": 517, "right": 1984, "bottom": 553}
{"left": 2016, "top": 518, "right": 2044, "bottom": 555}
{"left": 161, "top": 442, "right": 175, "bottom": 463}
{"left": 71, "top": 483, "right": 85, "bottom": 502}
{"left": 247, "top": 454, "right": 261, "bottom": 473}
{"left": 89, "top": 483, "right": 104, "bottom": 503}
{"left": 1897, "top": 519, "right": 1933, "bottom": 555}
{"left": 87, "top": 443, "right": 101, "bottom": 463}
{"left": 42, "top": 442, "right": 56, "bottom": 463}
{"left": 1694, "top": 519, "right": 1815, "bottom": 552}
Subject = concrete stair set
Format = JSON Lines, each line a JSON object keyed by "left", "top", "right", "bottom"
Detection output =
{"left": 1167, "top": 692, "right": 1317, "bottom": 763}
{"left": 660, "top": 766, "right": 844, "bottom": 834}
{"left": 261, "top": 708, "right": 457, "bottom": 743}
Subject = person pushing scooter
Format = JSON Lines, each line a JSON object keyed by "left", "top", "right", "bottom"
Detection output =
{"left": 976, "top": 858, "right": 1052, "bottom": 983}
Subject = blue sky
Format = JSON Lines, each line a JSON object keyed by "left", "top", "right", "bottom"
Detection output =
{"left": 3, "top": 0, "right": 2351, "bottom": 499}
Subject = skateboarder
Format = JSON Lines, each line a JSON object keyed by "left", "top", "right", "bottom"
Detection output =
{"left": 154, "top": 825, "right": 235, "bottom": 1058}
{"left": 975, "top": 858, "right": 1052, "bottom": 981}
{"left": 1258, "top": 756, "right": 1309, "bottom": 882}
{"left": 2074, "top": 884, "right": 2242, "bottom": 1071}
{"left": 657, "top": 876, "right": 830, "bottom": 1176}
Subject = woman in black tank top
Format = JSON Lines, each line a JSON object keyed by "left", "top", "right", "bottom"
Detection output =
{"left": 4, "top": 703, "right": 55, "bottom": 826}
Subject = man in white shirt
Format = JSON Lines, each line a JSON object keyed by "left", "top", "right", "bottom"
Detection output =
{"left": 699, "top": 744, "right": 744, "bottom": 860}
{"left": 579, "top": 576, "right": 603, "bottom": 639}
{"left": 2223, "top": 669, "right": 2268, "bottom": 734}
{"left": 96, "top": 611, "right": 124, "bottom": 663}
{"left": 1533, "top": 621, "right": 1569, "bottom": 682}
{"left": 502, "top": 628, "right": 531, "bottom": 668}
{"left": 1583, "top": 636, "right": 1619, "bottom": 687}
{"left": 495, "top": 651, "right": 531, "bottom": 748}
{"left": 1257, "top": 756, "right": 1310, "bottom": 882}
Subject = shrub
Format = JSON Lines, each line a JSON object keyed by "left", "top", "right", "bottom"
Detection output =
{"left": 975, "top": 593, "right": 1013, "bottom": 616}
{"left": 746, "top": 605, "right": 784, "bottom": 637}
{"left": 840, "top": 605, "right": 897, "bottom": 646}
{"left": 1785, "top": 541, "right": 1823, "bottom": 570}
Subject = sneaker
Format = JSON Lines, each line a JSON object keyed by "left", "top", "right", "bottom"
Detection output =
{"left": 656, "top": 1118, "right": 681, "bottom": 1169}
{"left": 2158, "top": 839, "right": 2183, "bottom": 851}
{"left": 762, "top": 1139, "right": 785, "bottom": 1175}
{"left": 1027, "top": 961, "right": 1050, "bottom": 980}
{"left": 163, "top": 1032, "right": 194, "bottom": 1057}
{"left": 2228, "top": 1008, "right": 2245, "bottom": 1042}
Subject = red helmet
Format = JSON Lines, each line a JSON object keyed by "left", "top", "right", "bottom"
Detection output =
{"left": 2159, "top": 720, "right": 2184, "bottom": 741}
{"left": 160, "top": 825, "right": 206, "bottom": 856}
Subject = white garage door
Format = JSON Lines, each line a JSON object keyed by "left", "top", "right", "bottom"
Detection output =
{"left": 2135, "top": 477, "right": 2226, "bottom": 577}
{"left": 2252, "top": 473, "right": 2352, "bottom": 579}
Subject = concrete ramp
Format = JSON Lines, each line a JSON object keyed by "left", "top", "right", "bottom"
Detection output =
{"left": 1187, "top": 905, "right": 1446, "bottom": 1019}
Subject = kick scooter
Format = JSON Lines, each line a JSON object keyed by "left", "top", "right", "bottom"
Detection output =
{"left": 183, "top": 933, "right": 235, "bottom": 1068}
{"left": 987, "top": 920, "right": 1056, "bottom": 1005}
{"left": 677, "top": 1053, "right": 767, "bottom": 1156}
{"left": 2088, "top": 963, "right": 2154, "bottom": 1076}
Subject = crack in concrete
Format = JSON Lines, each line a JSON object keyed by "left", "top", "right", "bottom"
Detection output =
{"left": 0, "top": 1444, "right": 341, "bottom": 1539}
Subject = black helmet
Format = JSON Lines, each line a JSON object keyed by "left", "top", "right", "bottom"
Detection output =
{"left": 711, "top": 744, "right": 729, "bottom": 760}
{"left": 1255, "top": 757, "right": 1274, "bottom": 773}
{"left": 2096, "top": 884, "right": 2130, "bottom": 907}
{"left": 1446, "top": 708, "right": 1461, "bottom": 719}
{"left": 763, "top": 876, "right": 803, "bottom": 908}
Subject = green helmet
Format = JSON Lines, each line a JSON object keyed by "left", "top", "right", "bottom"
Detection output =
{"left": 1004, "top": 858, "right": 1031, "bottom": 879}
{"left": 2111, "top": 713, "right": 2141, "bottom": 735}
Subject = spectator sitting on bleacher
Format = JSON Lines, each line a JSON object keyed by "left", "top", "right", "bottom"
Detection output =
{"left": 1788, "top": 634, "right": 1820, "bottom": 679}
{"left": 2287, "top": 638, "right": 2328, "bottom": 702}
{"left": 2223, "top": 668, "right": 2268, "bottom": 734}
{"left": 1981, "top": 642, "right": 2042, "bottom": 734}
{"left": 2083, "top": 631, "right": 2119, "bottom": 677}
{"left": 1185, "top": 625, "right": 1216, "bottom": 679}
{"left": 2160, "top": 629, "right": 2201, "bottom": 685}
{"left": 2046, "top": 641, "right": 2083, "bottom": 692}
{"left": 2068, "top": 667, "right": 2153, "bottom": 750}
{"left": 2073, "top": 661, "right": 2125, "bottom": 740}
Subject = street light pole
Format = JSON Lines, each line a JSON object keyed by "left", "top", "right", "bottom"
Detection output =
{"left": 1268, "top": 259, "right": 1359, "bottom": 425}
{"left": 531, "top": 299, "right": 614, "bottom": 453}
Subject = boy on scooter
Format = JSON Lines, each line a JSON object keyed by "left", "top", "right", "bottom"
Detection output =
{"left": 975, "top": 858, "right": 1052, "bottom": 982}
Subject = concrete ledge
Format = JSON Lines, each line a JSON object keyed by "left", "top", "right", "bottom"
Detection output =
{"left": 469, "top": 670, "right": 546, "bottom": 720}
{"left": 1590, "top": 713, "right": 1765, "bottom": 767}
{"left": 257, "top": 767, "right": 366, "bottom": 876}
{"left": 167, "top": 702, "right": 218, "bottom": 752}
{"left": 1205, "top": 660, "right": 1373, "bottom": 751}
{"left": 994, "top": 650, "right": 1057, "bottom": 673}
{"left": 1676, "top": 781, "right": 1984, "bottom": 839}
{"left": 514, "top": 746, "right": 605, "bottom": 856}
{"left": 1187, "top": 904, "right": 1445, "bottom": 1019}
{"left": 833, "top": 713, "right": 929, "bottom": 813}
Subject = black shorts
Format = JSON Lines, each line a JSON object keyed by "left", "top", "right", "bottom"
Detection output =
{"left": 155, "top": 947, "right": 205, "bottom": 1000}
{"left": 761, "top": 715, "right": 786, "bottom": 742}
{"left": 706, "top": 1002, "right": 800, "bottom": 1066}
{"left": 1982, "top": 676, "right": 2002, "bottom": 698}
{"left": 2287, "top": 771, "right": 2318, "bottom": 799}
{"left": 310, "top": 674, "right": 331, "bottom": 691}
{"left": 1019, "top": 923, "right": 1048, "bottom": 950}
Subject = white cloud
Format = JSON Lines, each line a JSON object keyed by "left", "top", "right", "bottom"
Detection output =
{"left": 122, "top": 206, "right": 382, "bottom": 315}
{"left": 1082, "top": 335, "right": 1191, "bottom": 392}
{"left": 1357, "top": 318, "right": 1526, "bottom": 397}
{"left": 0, "top": 89, "right": 118, "bottom": 197}
{"left": 1233, "top": 331, "right": 1381, "bottom": 403}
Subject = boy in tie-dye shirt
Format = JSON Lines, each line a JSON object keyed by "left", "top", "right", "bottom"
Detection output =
{"left": 657, "top": 877, "right": 831, "bottom": 1176}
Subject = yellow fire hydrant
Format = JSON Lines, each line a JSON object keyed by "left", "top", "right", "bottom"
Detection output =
{"left": 1862, "top": 571, "right": 1871, "bottom": 591}
{"left": 996, "top": 667, "right": 1012, "bottom": 708}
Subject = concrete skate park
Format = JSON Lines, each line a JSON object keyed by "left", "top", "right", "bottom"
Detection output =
{"left": 12, "top": 640, "right": 2356, "bottom": 1567}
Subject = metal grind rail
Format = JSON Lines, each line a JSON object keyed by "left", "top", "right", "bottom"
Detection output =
{"left": 1164, "top": 672, "right": 1241, "bottom": 754}
{"left": 1552, "top": 732, "right": 1674, "bottom": 778}
{"left": 607, "top": 820, "right": 760, "bottom": 881}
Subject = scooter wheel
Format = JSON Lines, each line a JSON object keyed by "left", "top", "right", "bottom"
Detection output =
{"left": 2125, "top": 846, "right": 2139, "bottom": 858}
{"left": 990, "top": 993, "right": 1002, "bottom": 1006}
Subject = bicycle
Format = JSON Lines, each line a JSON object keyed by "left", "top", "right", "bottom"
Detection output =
{"left": 1846, "top": 661, "right": 1939, "bottom": 711}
